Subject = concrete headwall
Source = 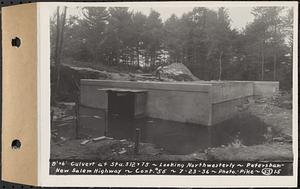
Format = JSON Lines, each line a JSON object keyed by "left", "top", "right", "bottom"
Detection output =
{"left": 80, "top": 80, "right": 212, "bottom": 125}
{"left": 81, "top": 84, "right": 108, "bottom": 109}
{"left": 80, "top": 79, "right": 279, "bottom": 126}
{"left": 146, "top": 89, "right": 211, "bottom": 125}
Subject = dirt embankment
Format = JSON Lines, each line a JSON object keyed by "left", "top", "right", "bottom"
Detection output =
{"left": 206, "top": 93, "right": 293, "bottom": 161}
{"left": 52, "top": 62, "right": 199, "bottom": 101}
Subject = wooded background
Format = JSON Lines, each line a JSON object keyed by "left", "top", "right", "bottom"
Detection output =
{"left": 51, "top": 6, "right": 293, "bottom": 90}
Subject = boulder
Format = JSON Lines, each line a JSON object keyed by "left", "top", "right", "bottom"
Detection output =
{"left": 155, "top": 63, "right": 199, "bottom": 81}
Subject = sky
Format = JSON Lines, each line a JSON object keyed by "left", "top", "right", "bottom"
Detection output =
{"left": 129, "top": 7, "right": 254, "bottom": 30}
{"left": 54, "top": 6, "right": 255, "bottom": 30}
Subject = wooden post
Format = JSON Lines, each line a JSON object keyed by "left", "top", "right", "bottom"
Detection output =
{"left": 207, "top": 127, "right": 214, "bottom": 147}
{"left": 218, "top": 51, "right": 223, "bottom": 81}
{"left": 134, "top": 128, "right": 141, "bottom": 154}
{"left": 50, "top": 110, "right": 54, "bottom": 128}
{"left": 51, "top": 110, "right": 53, "bottom": 122}
{"left": 104, "top": 110, "right": 108, "bottom": 136}
{"left": 75, "top": 99, "right": 79, "bottom": 139}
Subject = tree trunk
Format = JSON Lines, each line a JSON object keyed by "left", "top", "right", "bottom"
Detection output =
{"left": 261, "top": 42, "right": 265, "bottom": 81}
{"left": 54, "top": 7, "right": 60, "bottom": 68}
{"left": 273, "top": 23, "right": 277, "bottom": 81}
{"left": 53, "top": 7, "right": 61, "bottom": 103}
{"left": 261, "top": 29, "right": 266, "bottom": 81}
{"left": 55, "top": 6, "right": 67, "bottom": 96}
{"left": 58, "top": 6, "right": 67, "bottom": 60}
{"left": 273, "top": 54, "right": 277, "bottom": 81}
{"left": 218, "top": 51, "right": 223, "bottom": 81}
{"left": 136, "top": 43, "right": 140, "bottom": 68}
{"left": 145, "top": 53, "right": 149, "bottom": 68}
{"left": 181, "top": 49, "right": 184, "bottom": 64}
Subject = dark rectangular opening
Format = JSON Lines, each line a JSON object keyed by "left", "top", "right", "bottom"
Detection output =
{"left": 107, "top": 91, "right": 135, "bottom": 120}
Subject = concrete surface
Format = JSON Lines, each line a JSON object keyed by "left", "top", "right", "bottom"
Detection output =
{"left": 81, "top": 80, "right": 211, "bottom": 125}
{"left": 253, "top": 81, "right": 279, "bottom": 97}
{"left": 80, "top": 79, "right": 279, "bottom": 126}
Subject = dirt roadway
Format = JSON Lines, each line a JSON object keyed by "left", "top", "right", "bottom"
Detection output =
{"left": 51, "top": 94, "right": 293, "bottom": 162}
{"left": 51, "top": 138, "right": 207, "bottom": 161}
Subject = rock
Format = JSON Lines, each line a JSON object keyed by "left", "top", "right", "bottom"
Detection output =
{"left": 191, "top": 153, "right": 207, "bottom": 160}
{"left": 93, "top": 115, "right": 102, "bottom": 119}
{"left": 118, "top": 149, "right": 127, "bottom": 154}
{"left": 281, "top": 100, "right": 292, "bottom": 109}
{"left": 60, "top": 102, "right": 76, "bottom": 107}
{"left": 136, "top": 69, "right": 143, "bottom": 73}
{"left": 60, "top": 137, "right": 67, "bottom": 141}
{"left": 80, "top": 139, "right": 90, "bottom": 145}
{"left": 61, "top": 116, "right": 75, "bottom": 121}
{"left": 272, "top": 137, "right": 285, "bottom": 142}
{"left": 155, "top": 63, "right": 199, "bottom": 81}
{"left": 92, "top": 136, "right": 106, "bottom": 141}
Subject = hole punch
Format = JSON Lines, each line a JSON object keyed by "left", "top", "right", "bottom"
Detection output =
{"left": 11, "top": 37, "right": 21, "bottom": 48}
{"left": 11, "top": 139, "right": 21, "bottom": 149}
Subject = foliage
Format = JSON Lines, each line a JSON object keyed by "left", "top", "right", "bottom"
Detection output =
{"left": 50, "top": 6, "right": 293, "bottom": 89}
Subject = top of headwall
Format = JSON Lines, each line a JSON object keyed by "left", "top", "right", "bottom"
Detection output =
{"left": 81, "top": 79, "right": 278, "bottom": 85}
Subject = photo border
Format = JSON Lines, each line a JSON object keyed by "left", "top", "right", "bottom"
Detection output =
{"left": 39, "top": 1, "right": 298, "bottom": 187}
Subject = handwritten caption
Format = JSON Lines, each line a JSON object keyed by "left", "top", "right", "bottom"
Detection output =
{"left": 50, "top": 160, "right": 292, "bottom": 176}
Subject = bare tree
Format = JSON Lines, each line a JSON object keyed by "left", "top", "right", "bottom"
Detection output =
{"left": 54, "top": 6, "right": 67, "bottom": 100}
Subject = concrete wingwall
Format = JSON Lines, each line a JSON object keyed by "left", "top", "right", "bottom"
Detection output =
{"left": 209, "top": 81, "right": 279, "bottom": 125}
{"left": 253, "top": 81, "right": 279, "bottom": 97}
{"left": 80, "top": 79, "right": 279, "bottom": 126}
{"left": 210, "top": 82, "right": 254, "bottom": 125}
